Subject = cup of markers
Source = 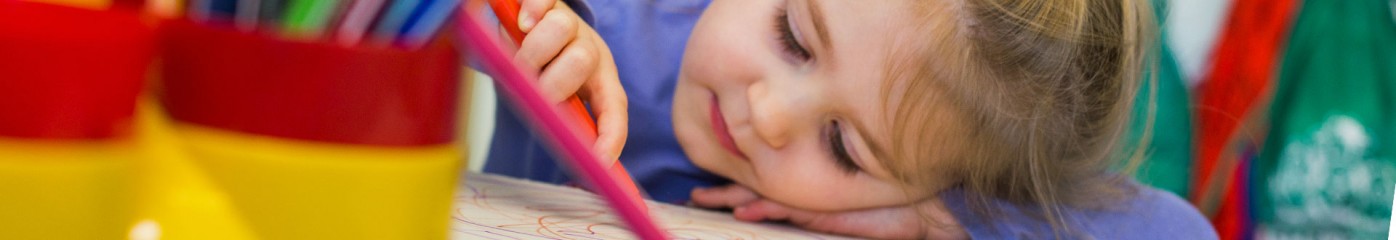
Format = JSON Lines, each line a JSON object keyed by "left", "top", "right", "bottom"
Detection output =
{"left": 160, "top": 0, "right": 466, "bottom": 239}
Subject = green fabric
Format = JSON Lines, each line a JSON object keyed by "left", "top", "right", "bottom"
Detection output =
{"left": 1254, "top": 0, "right": 1396, "bottom": 238}
{"left": 1120, "top": 0, "right": 1194, "bottom": 197}
{"left": 1127, "top": 39, "right": 1193, "bottom": 197}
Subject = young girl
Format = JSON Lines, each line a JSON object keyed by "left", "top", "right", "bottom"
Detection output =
{"left": 484, "top": 0, "right": 1216, "bottom": 238}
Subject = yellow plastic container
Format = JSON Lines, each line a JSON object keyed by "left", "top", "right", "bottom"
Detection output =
{"left": 129, "top": 97, "right": 256, "bottom": 240}
{"left": 174, "top": 125, "right": 462, "bottom": 239}
{"left": 0, "top": 139, "right": 136, "bottom": 240}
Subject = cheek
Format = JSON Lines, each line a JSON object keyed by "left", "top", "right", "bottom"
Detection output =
{"left": 671, "top": 81, "right": 732, "bottom": 178}
{"left": 679, "top": 5, "right": 774, "bottom": 88}
{"left": 681, "top": 38, "right": 754, "bottom": 88}
{"left": 746, "top": 144, "right": 865, "bottom": 209}
{"left": 746, "top": 141, "right": 937, "bottom": 211}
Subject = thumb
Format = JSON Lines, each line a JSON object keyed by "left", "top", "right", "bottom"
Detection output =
{"left": 517, "top": 0, "right": 555, "bottom": 32}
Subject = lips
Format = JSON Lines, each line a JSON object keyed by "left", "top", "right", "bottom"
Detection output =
{"left": 710, "top": 95, "right": 748, "bottom": 159}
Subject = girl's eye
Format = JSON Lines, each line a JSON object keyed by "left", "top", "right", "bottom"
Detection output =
{"left": 776, "top": 10, "right": 812, "bottom": 61}
{"left": 827, "top": 121, "right": 860, "bottom": 174}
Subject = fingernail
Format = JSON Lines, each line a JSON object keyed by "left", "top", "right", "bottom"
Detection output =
{"left": 518, "top": 12, "right": 536, "bottom": 32}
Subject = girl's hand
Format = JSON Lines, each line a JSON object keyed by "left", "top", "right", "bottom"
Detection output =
{"left": 512, "top": 0, "right": 628, "bottom": 161}
{"left": 692, "top": 185, "right": 969, "bottom": 240}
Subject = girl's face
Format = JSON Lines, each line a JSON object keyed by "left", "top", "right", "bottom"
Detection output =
{"left": 673, "top": 0, "right": 958, "bottom": 210}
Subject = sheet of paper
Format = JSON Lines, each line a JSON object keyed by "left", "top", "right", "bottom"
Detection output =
{"left": 451, "top": 173, "right": 856, "bottom": 240}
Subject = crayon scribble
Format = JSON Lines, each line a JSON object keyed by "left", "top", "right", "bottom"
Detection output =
{"left": 450, "top": 173, "right": 853, "bottom": 240}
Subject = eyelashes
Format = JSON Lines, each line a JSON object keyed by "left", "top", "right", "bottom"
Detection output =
{"left": 775, "top": 9, "right": 812, "bottom": 61}
{"left": 779, "top": 5, "right": 852, "bottom": 174}
{"left": 828, "top": 121, "right": 860, "bottom": 174}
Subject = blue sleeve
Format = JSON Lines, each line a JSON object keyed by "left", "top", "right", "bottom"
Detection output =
{"left": 941, "top": 181, "right": 1218, "bottom": 239}
{"left": 562, "top": 0, "right": 595, "bottom": 24}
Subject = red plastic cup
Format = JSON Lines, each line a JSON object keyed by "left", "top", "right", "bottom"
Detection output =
{"left": 0, "top": 2, "right": 154, "bottom": 139}
{"left": 159, "top": 20, "right": 461, "bottom": 146}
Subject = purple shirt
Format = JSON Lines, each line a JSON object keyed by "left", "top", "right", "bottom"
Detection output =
{"left": 942, "top": 180, "right": 1218, "bottom": 239}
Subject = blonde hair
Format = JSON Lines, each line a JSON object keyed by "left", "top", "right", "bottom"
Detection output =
{"left": 881, "top": 0, "right": 1157, "bottom": 235}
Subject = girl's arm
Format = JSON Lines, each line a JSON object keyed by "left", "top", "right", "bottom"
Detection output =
{"left": 692, "top": 184, "right": 968, "bottom": 240}
{"left": 512, "top": 0, "right": 629, "bottom": 162}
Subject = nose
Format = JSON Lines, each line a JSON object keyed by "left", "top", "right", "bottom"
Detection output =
{"left": 746, "top": 78, "right": 823, "bottom": 149}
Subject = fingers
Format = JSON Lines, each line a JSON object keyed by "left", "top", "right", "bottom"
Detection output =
{"left": 511, "top": 5, "right": 625, "bottom": 162}
{"left": 728, "top": 195, "right": 966, "bottom": 240}
{"left": 515, "top": 8, "right": 579, "bottom": 74}
{"left": 510, "top": 1, "right": 626, "bottom": 167}
{"left": 733, "top": 200, "right": 803, "bottom": 222}
{"left": 536, "top": 39, "right": 597, "bottom": 103}
{"left": 691, "top": 184, "right": 761, "bottom": 209}
{"left": 516, "top": 7, "right": 589, "bottom": 104}
{"left": 517, "top": 0, "right": 556, "bottom": 32}
{"left": 583, "top": 38, "right": 627, "bottom": 162}
{"left": 588, "top": 85, "right": 628, "bottom": 161}
{"left": 738, "top": 200, "right": 926, "bottom": 239}
{"left": 697, "top": 186, "right": 967, "bottom": 240}
{"left": 801, "top": 208, "right": 924, "bottom": 239}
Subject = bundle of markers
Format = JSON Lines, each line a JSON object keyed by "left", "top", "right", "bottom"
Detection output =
{"left": 185, "top": 0, "right": 460, "bottom": 48}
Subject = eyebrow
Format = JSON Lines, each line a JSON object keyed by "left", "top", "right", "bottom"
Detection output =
{"left": 804, "top": 0, "right": 833, "bottom": 54}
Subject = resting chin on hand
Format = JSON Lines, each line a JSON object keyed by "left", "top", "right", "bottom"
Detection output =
{"left": 691, "top": 184, "right": 968, "bottom": 240}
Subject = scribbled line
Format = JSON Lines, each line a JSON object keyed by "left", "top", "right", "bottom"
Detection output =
{"left": 454, "top": 211, "right": 548, "bottom": 238}
{"left": 450, "top": 173, "right": 855, "bottom": 240}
